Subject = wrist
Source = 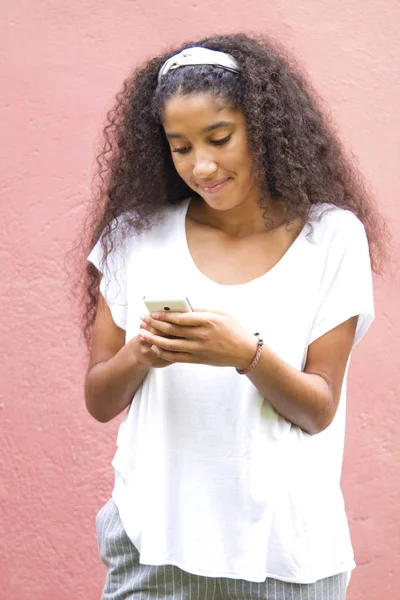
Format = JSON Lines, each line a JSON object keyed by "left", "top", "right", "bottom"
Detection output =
{"left": 127, "top": 335, "right": 149, "bottom": 369}
{"left": 236, "top": 333, "right": 264, "bottom": 375}
{"left": 234, "top": 333, "right": 259, "bottom": 371}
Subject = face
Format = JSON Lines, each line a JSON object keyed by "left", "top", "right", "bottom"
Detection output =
{"left": 162, "top": 93, "right": 259, "bottom": 211}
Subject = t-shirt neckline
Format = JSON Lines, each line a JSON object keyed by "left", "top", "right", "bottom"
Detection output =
{"left": 178, "top": 198, "right": 309, "bottom": 289}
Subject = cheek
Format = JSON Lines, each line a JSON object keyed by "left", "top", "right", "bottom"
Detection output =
{"left": 238, "top": 149, "right": 256, "bottom": 181}
{"left": 232, "top": 154, "right": 254, "bottom": 183}
{"left": 171, "top": 156, "right": 189, "bottom": 180}
{"left": 236, "top": 160, "right": 256, "bottom": 194}
{"left": 228, "top": 137, "right": 254, "bottom": 178}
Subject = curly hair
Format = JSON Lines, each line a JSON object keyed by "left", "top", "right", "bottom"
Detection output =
{"left": 78, "top": 32, "right": 388, "bottom": 345}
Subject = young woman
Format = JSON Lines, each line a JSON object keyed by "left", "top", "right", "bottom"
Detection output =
{"left": 83, "top": 34, "right": 386, "bottom": 599}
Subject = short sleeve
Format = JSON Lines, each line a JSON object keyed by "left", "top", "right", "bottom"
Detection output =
{"left": 309, "top": 216, "right": 374, "bottom": 346}
{"left": 88, "top": 236, "right": 128, "bottom": 331}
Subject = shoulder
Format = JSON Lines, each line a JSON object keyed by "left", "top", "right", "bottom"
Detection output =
{"left": 89, "top": 201, "right": 188, "bottom": 268}
{"left": 308, "top": 204, "right": 366, "bottom": 248}
{"left": 110, "top": 200, "right": 189, "bottom": 250}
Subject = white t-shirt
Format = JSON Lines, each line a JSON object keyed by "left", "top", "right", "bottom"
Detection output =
{"left": 88, "top": 199, "right": 374, "bottom": 584}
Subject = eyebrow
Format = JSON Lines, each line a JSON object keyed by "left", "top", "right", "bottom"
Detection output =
{"left": 165, "top": 121, "right": 233, "bottom": 140}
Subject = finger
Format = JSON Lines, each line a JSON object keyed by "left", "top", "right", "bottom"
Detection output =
{"left": 150, "top": 311, "right": 215, "bottom": 327}
{"left": 140, "top": 318, "right": 149, "bottom": 331}
{"left": 151, "top": 345, "right": 193, "bottom": 363}
{"left": 139, "top": 339, "right": 171, "bottom": 366}
{"left": 140, "top": 321, "right": 160, "bottom": 336}
{"left": 192, "top": 308, "right": 226, "bottom": 315}
{"left": 144, "top": 316, "right": 194, "bottom": 339}
{"left": 141, "top": 317, "right": 168, "bottom": 337}
{"left": 140, "top": 329, "right": 194, "bottom": 352}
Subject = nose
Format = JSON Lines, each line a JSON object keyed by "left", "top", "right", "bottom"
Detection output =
{"left": 192, "top": 151, "right": 218, "bottom": 179}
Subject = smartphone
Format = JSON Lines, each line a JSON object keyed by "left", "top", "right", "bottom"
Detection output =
{"left": 143, "top": 296, "right": 193, "bottom": 314}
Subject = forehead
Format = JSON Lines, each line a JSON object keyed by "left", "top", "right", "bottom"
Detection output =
{"left": 162, "top": 92, "right": 243, "bottom": 133}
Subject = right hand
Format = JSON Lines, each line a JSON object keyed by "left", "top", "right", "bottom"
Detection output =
{"left": 129, "top": 318, "right": 171, "bottom": 368}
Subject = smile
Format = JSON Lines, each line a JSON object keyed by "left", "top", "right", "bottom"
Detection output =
{"left": 197, "top": 178, "right": 231, "bottom": 194}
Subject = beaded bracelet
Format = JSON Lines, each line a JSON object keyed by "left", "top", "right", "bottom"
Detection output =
{"left": 236, "top": 333, "right": 264, "bottom": 375}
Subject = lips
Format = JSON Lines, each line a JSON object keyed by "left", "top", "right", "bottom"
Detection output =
{"left": 196, "top": 178, "right": 231, "bottom": 194}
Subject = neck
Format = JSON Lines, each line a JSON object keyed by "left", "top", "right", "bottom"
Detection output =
{"left": 189, "top": 193, "right": 282, "bottom": 238}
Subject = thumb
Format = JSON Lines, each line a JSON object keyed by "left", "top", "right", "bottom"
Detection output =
{"left": 192, "top": 308, "right": 227, "bottom": 316}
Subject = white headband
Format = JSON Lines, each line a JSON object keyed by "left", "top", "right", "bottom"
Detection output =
{"left": 157, "top": 47, "right": 241, "bottom": 84}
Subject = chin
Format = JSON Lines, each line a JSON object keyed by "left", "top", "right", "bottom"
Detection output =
{"left": 202, "top": 197, "right": 235, "bottom": 211}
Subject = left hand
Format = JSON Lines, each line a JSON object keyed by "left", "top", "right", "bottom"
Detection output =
{"left": 139, "top": 310, "right": 258, "bottom": 369}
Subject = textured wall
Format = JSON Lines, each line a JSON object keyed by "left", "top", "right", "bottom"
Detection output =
{"left": 1, "top": 1, "right": 399, "bottom": 599}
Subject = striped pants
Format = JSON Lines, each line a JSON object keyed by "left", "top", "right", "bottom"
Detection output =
{"left": 96, "top": 499, "right": 348, "bottom": 600}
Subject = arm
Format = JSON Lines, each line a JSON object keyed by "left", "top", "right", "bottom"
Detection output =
{"left": 85, "top": 294, "right": 169, "bottom": 423}
{"left": 139, "top": 311, "right": 358, "bottom": 435}
{"left": 246, "top": 316, "right": 358, "bottom": 434}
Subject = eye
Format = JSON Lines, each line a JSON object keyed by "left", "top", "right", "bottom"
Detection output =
{"left": 172, "top": 146, "right": 191, "bottom": 154}
{"left": 211, "top": 134, "right": 232, "bottom": 146}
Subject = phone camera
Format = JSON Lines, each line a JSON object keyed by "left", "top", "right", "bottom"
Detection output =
{"left": 164, "top": 306, "right": 171, "bottom": 311}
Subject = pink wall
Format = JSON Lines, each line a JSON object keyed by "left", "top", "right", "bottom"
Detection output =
{"left": 1, "top": 1, "right": 399, "bottom": 598}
